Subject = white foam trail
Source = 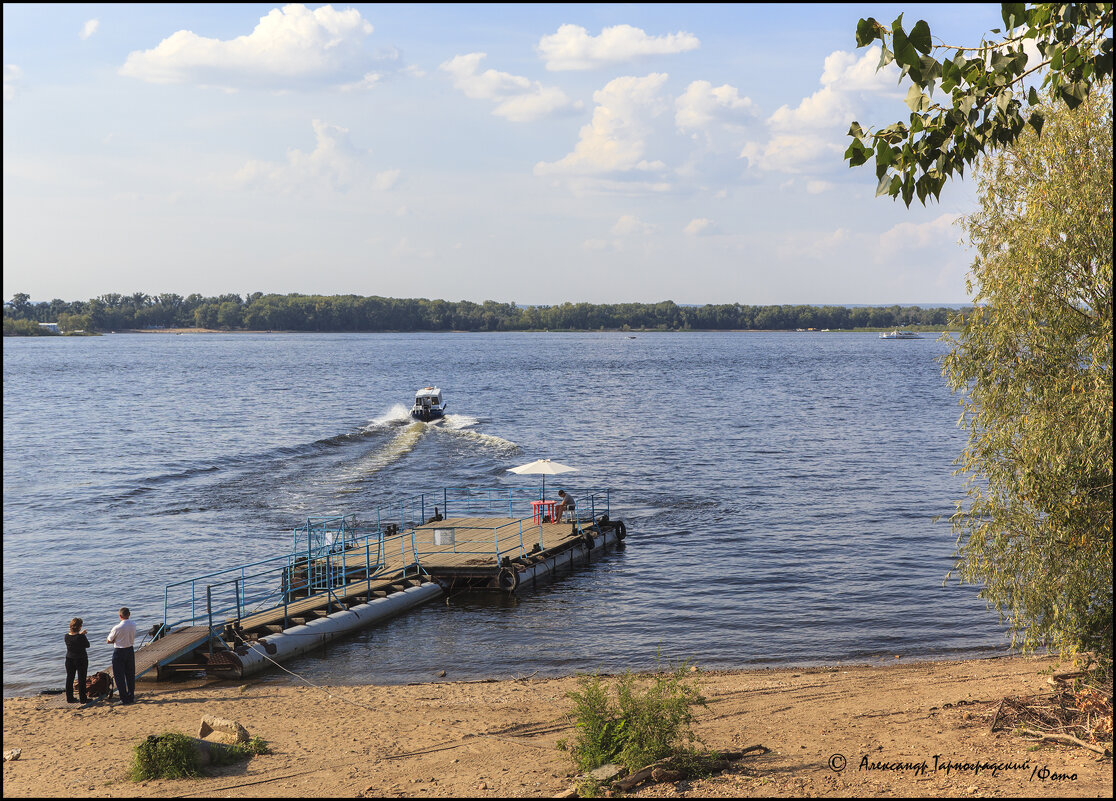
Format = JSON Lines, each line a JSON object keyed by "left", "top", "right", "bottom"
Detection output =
{"left": 437, "top": 426, "right": 520, "bottom": 453}
{"left": 336, "top": 421, "right": 428, "bottom": 489}
{"left": 442, "top": 413, "right": 479, "bottom": 430}
{"left": 362, "top": 403, "right": 412, "bottom": 432}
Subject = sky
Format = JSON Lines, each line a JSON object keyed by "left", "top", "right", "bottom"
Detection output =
{"left": 3, "top": 3, "right": 1010, "bottom": 306}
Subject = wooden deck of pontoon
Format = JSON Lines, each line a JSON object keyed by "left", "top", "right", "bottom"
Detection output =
{"left": 408, "top": 516, "right": 586, "bottom": 574}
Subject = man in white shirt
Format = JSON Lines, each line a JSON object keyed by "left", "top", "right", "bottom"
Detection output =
{"left": 106, "top": 607, "right": 137, "bottom": 704}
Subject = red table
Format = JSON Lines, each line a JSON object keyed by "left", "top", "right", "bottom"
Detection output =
{"left": 531, "top": 500, "right": 557, "bottom": 523}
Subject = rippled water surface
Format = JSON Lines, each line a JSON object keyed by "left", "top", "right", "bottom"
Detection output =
{"left": 2, "top": 332, "right": 1008, "bottom": 695}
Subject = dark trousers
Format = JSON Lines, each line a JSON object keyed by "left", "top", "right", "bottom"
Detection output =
{"left": 112, "top": 646, "right": 135, "bottom": 702}
{"left": 65, "top": 658, "right": 88, "bottom": 701}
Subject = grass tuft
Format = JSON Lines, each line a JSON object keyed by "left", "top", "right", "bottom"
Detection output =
{"left": 560, "top": 660, "right": 708, "bottom": 776}
{"left": 129, "top": 733, "right": 201, "bottom": 781}
{"left": 129, "top": 732, "right": 270, "bottom": 780}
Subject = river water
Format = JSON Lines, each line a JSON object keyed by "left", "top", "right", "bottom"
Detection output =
{"left": 2, "top": 331, "right": 1008, "bottom": 695}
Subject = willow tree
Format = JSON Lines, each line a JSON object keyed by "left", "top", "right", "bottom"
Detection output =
{"left": 941, "top": 83, "right": 1112, "bottom": 658}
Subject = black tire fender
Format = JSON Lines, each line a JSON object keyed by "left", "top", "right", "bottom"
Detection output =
{"left": 616, "top": 520, "right": 627, "bottom": 541}
{"left": 497, "top": 566, "right": 520, "bottom": 592}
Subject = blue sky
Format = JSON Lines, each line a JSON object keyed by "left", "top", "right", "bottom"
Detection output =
{"left": 3, "top": 3, "right": 1008, "bottom": 306}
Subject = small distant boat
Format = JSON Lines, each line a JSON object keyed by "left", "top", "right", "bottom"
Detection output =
{"left": 879, "top": 330, "right": 921, "bottom": 339}
{"left": 411, "top": 387, "right": 447, "bottom": 421}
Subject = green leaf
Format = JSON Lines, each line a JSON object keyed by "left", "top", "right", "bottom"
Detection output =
{"left": 910, "top": 20, "right": 932, "bottom": 54}
{"left": 1059, "top": 80, "right": 1087, "bottom": 109}
{"left": 855, "top": 17, "right": 880, "bottom": 48}
{"left": 1093, "top": 49, "right": 1114, "bottom": 78}
{"left": 875, "top": 138, "right": 895, "bottom": 169}
{"left": 848, "top": 121, "right": 865, "bottom": 138}
{"left": 1027, "top": 86, "right": 1039, "bottom": 105}
{"left": 900, "top": 173, "right": 915, "bottom": 206}
{"left": 844, "top": 139, "right": 869, "bottom": 167}
{"left": 875, "top": 172, "right": 893, "bottom": 197}
{"left": 1064, "top": 44, "right": 1080, "bottom": 69}
{"left": 892, "top": 28, "right": 924, "bottom": 84}
{"left": 919, "top": 53, "right": 942, "bottom": 84}
{"left": 1001, "top": 3, "right": 1026, "bottom": 31}
{"left": 996, "top": 89, "right": 1013, "bottom": 115}
{"left": 905, "top": 83, "right": 926, "bottom": 111}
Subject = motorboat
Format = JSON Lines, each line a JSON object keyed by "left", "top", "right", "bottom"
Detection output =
{"left": 411, "top": 387, "right": 447, "bottom": 421}
{"left": 879, "top": 330, "right": 921, "bottom": 339}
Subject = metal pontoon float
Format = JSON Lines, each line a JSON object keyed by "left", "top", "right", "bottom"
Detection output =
{"left": 124, "top": 487, "right": 626, "bottom": 682}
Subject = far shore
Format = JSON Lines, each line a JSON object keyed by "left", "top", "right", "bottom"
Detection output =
{"left": 107, "top": 326, "right": 957, "bottom": 335}
{"left": 3, "top": 654, "right": 1109, "bottom": 798}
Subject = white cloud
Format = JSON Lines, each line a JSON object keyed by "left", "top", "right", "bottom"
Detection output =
{"left": 875, "top": 213, "right": 960, "bottom": 263}
{"left": 744, "top": 47, "right": 902, "bottom": 175}
{"left": 611, "top": 214, "right": 655, "bottom": 236}
{"left": 538, "top": 24, "right": 699, "bottom": 70}
{"left": 806, "top": 180, "right": 834, "bottom": 194}
{"left": 742, "top": 133, "right": 843, "bottom": 175}
{"left": 684, "top": 218, "right": 717, "bottom": 236}
{"left": 79, "top": 19, "right": 100, "bottom": 40}
{"left": 535, "top": 73, "right": 670, "bottom": 176}
{"left": 4, "top": 64, "right": 21, "bottom": 101}
{"left": 338, "top": 72, "right": 382, "bottom": 92}
{"left": 439, "top": 53, "right": 578, "bottom": 122}
{"left": 675, "top": 81, "right": 754, "bottom": 132}
{"left": 774, "top": 226, "right": 855, "bottom": 262}
{"left": 234, "top": 119, "right": 397, "bottom": 194}
{"left": 372, "top": 169, "right": 401, "bottom": 190}
{"left": 581, "top": 214, "right": 658, "bottom": 251}
{"left": 119, "top": 3, "right": 376, "bottom": 90}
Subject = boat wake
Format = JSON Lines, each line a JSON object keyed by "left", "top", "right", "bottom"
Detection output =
{"left": 441, "top": 413, "right": 479, "bottom": 429}
{"left": 436, "top": 425, "right": 519, "bottom": 453}
{"left": 360, "top": 404, "right": 414, "bottom": 432}
{"left": 332, "top": 421, "right": 429, "bottom": 492}
{"left": 331, "top": 408, "right": 520, "bottom": 493}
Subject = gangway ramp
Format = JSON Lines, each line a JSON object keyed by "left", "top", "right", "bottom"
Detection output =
{"left": 136, "top": 625, "right": 219, "bottom": 679}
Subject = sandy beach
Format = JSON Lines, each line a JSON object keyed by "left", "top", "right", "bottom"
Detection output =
{"left": 3, "top": 654, "right": 1110, "bottom": 798}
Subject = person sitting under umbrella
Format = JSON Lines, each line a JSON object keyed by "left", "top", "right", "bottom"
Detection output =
{"left": 554, "top": 489, "right": 575, "bottom": 523}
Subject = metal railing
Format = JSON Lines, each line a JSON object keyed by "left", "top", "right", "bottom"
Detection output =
{"left": 163, "top": 523, "right": 416, "bottom": 634}
{"left": 409, "top": 518, "right": 534, "bottom": 564}
{"left": 393, "top": 486, "right": 610, "bottom": 525}
{"left": 161, "top": 487, "right": 613, "bottom": 635}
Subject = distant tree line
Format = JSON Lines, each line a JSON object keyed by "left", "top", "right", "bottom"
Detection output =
{"left": 3, "top": 291, "right": 965, "bottom": 335}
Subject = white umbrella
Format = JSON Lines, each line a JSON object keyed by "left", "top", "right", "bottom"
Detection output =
{"left": 507, "top": 458, "right": 578, "bottom": 499}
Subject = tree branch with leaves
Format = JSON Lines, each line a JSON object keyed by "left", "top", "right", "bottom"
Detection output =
{"left": 845, "top": 3, "right": 1113, "bottom": 205}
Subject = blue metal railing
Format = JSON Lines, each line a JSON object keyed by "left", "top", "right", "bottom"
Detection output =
{"left": 161, "top": 487, "right": 613, "bottom": 634}
{"left": 410, "top": 518, "right": 532, "bottom": 564}
{"left": 392, "top": 486, "right": 610, "bottom": 525}
{"left": 164, "top": 522, "right": 404, "bottom": 633}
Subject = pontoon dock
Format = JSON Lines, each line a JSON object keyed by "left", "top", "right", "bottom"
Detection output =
{"left": 79, "top": 487, "right": 626, "bottom": 692}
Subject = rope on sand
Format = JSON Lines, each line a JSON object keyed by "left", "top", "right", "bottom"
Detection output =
{"left": 228, "top": 629, "right": 380, "bottom": 713}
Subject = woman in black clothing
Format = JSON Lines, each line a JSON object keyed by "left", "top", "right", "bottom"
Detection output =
{"left": 65, "top": 617, "right": 90, "bottom": 703}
